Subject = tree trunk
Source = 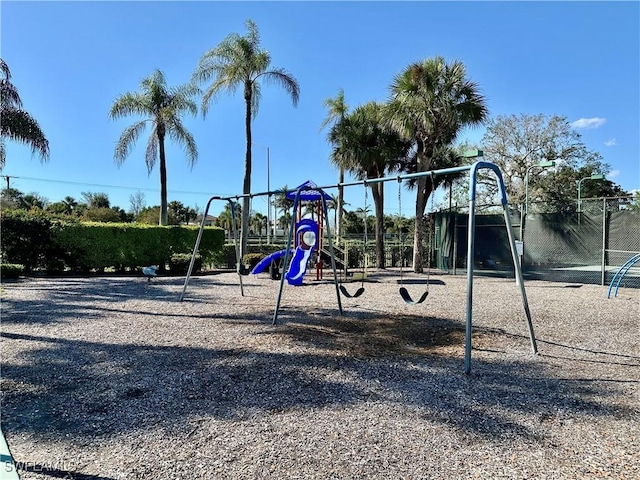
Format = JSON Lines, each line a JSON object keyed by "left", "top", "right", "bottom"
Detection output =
{"left": 241, "top": 82, "right": 252, "bottom": 261}
{"left": 412, "top": 142, "right": 431, "bottom": 273}
{"left": 158, "top": 127, "right": 168, "bottom": 226}
{"left": 371, "top": 182, "right": 385, "bottom": 269}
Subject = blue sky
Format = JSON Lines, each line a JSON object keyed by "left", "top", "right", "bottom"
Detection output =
{"left": 2, "top": 1, "right": 639, "bottom": 217}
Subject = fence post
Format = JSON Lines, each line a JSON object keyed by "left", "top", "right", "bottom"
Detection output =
{"left": 601, "top": 197, "right": 607, "bottom": 286}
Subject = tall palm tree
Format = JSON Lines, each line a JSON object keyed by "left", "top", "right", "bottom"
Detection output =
{"left": 110, "top": 69, "right": 198, "bottom": 225}
{"left": 0, "top": 59, "right": 49, "bottom": 170}
{"left": 272, "top": 185, "right": 294, "bottom": 241}
{"left": 385, "top": 57, "right": 488, "bottom": 272}
{"left": 192, "top": 19, "right": 300, "bottom": 259}
{"left": 329, "top": 102, "right": 412, "bottom": 268}
{"left": 328, "top": 193, "right": 349, "bottom": 236}
{"left": 321, "top": 89, "right": 349, "bottom": 239}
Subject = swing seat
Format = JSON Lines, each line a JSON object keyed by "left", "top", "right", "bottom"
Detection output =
{"left": 399, "top": 287, "right": 429, "bottom": 305}
{"left": 340, "top": 285, "right": 365, "bottom": 298}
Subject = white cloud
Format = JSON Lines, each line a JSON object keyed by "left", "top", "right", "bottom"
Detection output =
{"left": 604, "top": 138, "right": 618, "bottom": 146}
{"left": 608, "top": 169, "right": 620, "bottom": 179}
{"left": 570, "top": 117, "right": 607, "bottom": 129}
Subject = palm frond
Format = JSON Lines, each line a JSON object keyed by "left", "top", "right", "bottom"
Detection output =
{"left": 145, "top": 126, "right": 158, "bottom": 173}
{"left": 167, "top": 118, "right": 198, "bottom": 167}
{"left": 320, "top": 88, "right": 348, "bottom": 131}
{"left": 258, "top": 68, "right": 300, "bottom": 106}
{"left": 0, "top": 138, "right": 6, "bottom": 170}
{"left": 109, "top": 92, "right": 150, "bottom": 119}
{"left": 167, "top": 85, "right": 199, "bottom": 117}
{"left": 0, "top": 58, "right": 10, "bottom": 80}
{"left": 200, "top": 76, "right": 240, "bottom": 117}
{"left": 0, "top": 108, "right": 50, "bottom": 160}
{"left": 250, "top": 82, "right": 261, "bottom": 119}
{"left": 1, "top": 79, "right": 22, "bottom": 108}
{"left": 113, "top": 120, "right": 147, "bottom": 164}
{"left": 141, "top": 69, "right": 167, "bottom": 92}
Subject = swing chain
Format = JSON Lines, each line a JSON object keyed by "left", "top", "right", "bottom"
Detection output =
{"left": 362, "top": 180, "right": 368, "bottom": 278}
{"left": 426, "top": 172, "right": 437, "bottom": 290}
{"left": 397, "top": 177, "right": 405, "bottom": 277}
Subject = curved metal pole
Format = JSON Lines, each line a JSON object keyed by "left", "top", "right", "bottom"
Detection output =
{"left": 319, "top": 188, "right": 343, "bottom": 315}
{"left": 229, "top": 198, "right": 245, "bottom": 297}
{"left": 608, "top": 253, "right": 640, "bottom": 298}
{"left": 179, "top": 195, "right": 245, "bottom": 301}
{"left": 465, "top": 169, "right": 478, "bottom": 374}
{"left": 179, "top": 195, "right": 220, "bottom": 301}
{"left": 272, "top": 187, "right": 344, "bottom": 325}
{"left": 465, "top": 162, "right": 538, "bottom": 373}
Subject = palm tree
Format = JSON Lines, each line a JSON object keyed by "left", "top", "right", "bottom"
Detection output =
{"left": 216, "top": 209, "right": 233, "bottom": 241}
{"left": 385, "top": 57, "right": 488, "bottom": 272}
{"left": 0, "top": 59, "right": 49, "bottom": 170}
{"left": 252, "top": 211, "right": 265, "bottom": 239}
{"left": 328, "top": 193, "right": 349, "bottom": 236}
{"left": 216, "top": 201, "right": 242, "bottom": 241}
{"left": 329, "top": 102, "right": 412, "bottom": 268}
{"left": 110, "top": 69, "right": 198, "bottom": 225}
{"left": 62, "top": 196, "right": 78, "bottom": 215}
{"left": 272, "top": 184, "right": 294, "bottom": 240}
{"left": 321, "top": 89, "right": 349, "bottom": 239}
{"left": 302, "top": 201, "right": 319, "bottom": 220}
{"left": 192, "top": 19, "right": 300, "bottom": 259}
{"left": 278, "top": 211, "right": 292, "bottom": 232}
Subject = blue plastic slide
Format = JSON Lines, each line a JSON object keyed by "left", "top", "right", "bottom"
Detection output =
{"left": 251, "top": 249, "right": 287, "bottom": 275}
{"left": 251, "top": 218, "right": 318, "bottom": 286}
{"left": 284, "top": 219, "right": 318, "bottom": 286}
{"left": 250, "top": 247, "right": 313, "bottom": 285}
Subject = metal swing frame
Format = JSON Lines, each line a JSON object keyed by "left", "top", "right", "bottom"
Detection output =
{"left": 339, "top": 180, "right": 369, "bottom": 299}
{"left": 178, "top": 160, "right": 538, "bottom": 374}
{"left": 397, "top": 173, "right": 435, "bottom": 305}
{"left": 273, "top": 184, "right": 344, "bottom": 324}
{"left": 179, "top": 196, "right": 244, "bottom": 301}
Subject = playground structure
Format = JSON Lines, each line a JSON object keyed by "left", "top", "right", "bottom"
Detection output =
{"left": 179, "top": 160, "right": 538, "bottom": 374}
{"left": 250, "top": 181, "right": 330, "bottom": 286}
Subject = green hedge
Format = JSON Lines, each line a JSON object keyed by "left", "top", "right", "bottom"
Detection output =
{"left": 0, "top": 210, "right": 224, "bottom": 273}
{"left": 169, "top": 253, "right": 202, "bottom": 274}
{"left": 0, "top": 210, "right": 62, "bottom": 272}
{"left": 1, "top": 263, "right": 24, "bottom": 279}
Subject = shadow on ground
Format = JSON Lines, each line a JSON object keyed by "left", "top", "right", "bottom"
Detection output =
{"left": 1, "top": 277, "right": 637, "bottom": 454}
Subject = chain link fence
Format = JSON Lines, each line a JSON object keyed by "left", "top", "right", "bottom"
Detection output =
{"left": 433, "top": 197, "right": 639, "bottom": 288}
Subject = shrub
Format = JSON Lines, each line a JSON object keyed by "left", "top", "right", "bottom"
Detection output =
{"left": 46, "top": 259, "right": 66, "bottom": 274}
{"left": 1, "top": 210, "right": 225, "bottom": 273}
{"left": 1, "top": 264, "right": 24, "bottom": 279}
{"left": 243, "top": 253, "right": 264, "bottom": 270}
{"left": 0, "top": 210, "right": 61, "bottom": 272}
{"left": 169, "top": 253, "right": 202, "bottom": 274}
{"left": 81, "top": 207, "right": 123, "bottom": 223}
{"left": 213, "top": 244, "right": 240, "bottom": 269}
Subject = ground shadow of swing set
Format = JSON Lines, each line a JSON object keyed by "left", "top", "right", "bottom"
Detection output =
{"left": 179, "top": 161, "right": 538, "bottom": 374}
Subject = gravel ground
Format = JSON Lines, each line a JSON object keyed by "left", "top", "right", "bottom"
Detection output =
{"left": 1, "top": 270, "right": 638, "bottom": 480}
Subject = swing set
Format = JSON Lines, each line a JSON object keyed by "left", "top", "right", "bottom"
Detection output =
{"left": 338, "top": 181, "right": 369, "bottom": 299}
{"left": 396, "top": 172, "right": 437, "bottom": 305}
{"left": 179, "top": 161, "right": 538, "bottom": 374}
